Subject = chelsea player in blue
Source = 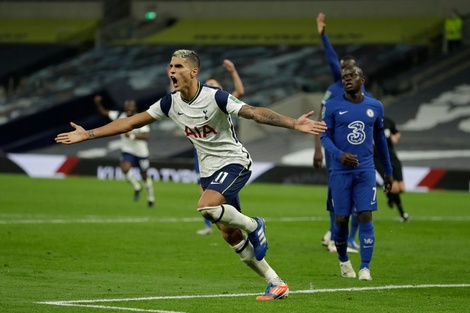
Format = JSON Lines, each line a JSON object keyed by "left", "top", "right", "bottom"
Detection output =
{"left": 320, "top": 65, "right": 393, "bottom": 281}
{"left": 314, "top": 12, "right": 368, "bottom": 252}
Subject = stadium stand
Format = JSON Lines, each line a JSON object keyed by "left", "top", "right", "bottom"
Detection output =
{"left": 1, "top": 0, "right": 468, "bottom": 172}
{"left": 0, "top": 43, "right": 428, "bottom": 155}
{"left": 0, "top": 44, "right": 81, "bottom": 94}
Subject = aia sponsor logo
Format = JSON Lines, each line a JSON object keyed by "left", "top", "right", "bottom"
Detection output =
{"left": 184, "top": 125, "right": 217, "bottom": 138}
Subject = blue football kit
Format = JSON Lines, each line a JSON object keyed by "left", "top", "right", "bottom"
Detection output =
{"left": 320, "top": 94, "right": 393, "bottom": 215}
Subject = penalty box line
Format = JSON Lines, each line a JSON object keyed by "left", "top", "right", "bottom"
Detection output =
{"left": 37, "top": 284, "right": 470, "bottom": 312}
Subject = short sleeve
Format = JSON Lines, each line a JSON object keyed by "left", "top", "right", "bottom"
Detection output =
{"left": 226, "top": 94, "right": 245, "bottom": 116}
{"left": 146, "top": 99, "right": 167, "bottom": 121}
{"left": 108, "top": 110, "right": 119, "bottom": 120}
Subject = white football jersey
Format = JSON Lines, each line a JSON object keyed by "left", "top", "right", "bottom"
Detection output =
{"left": 146, "top": 83, "right": 252, "bottom": 178}
{"left": 108, "top": 110, "right": 150, "bottom": 158}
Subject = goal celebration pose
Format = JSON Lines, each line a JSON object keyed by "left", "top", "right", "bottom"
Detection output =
{"left": 56, "top": 49, "right": 327, "bottom": 300}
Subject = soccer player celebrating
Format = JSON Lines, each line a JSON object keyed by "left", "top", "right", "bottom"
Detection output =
{"left": 196, "top": 59, "right": 246, "bottom": 236}
{"left": 320, "top": 65, "right": 393, "bottom": 281}
{"left": 94, "top": 96, "right": 155, "bottom": 208}
{"left": 56, "top": 49, "right": 327, "bottom": 300}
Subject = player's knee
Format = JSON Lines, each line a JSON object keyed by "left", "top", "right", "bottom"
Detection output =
{"left": 197, "top": 205, "right": 224, "bottom": 223}
{"left": 335, "top": 215, "right": 349, "bottom": 228}
{"left": 357, "top": 211, "right": 372, "bottom": 223}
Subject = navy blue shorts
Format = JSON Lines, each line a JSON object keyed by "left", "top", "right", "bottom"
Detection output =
{"left": 200, "top": 164, "right": 251, "bottom": 211}
{"left": 120, "top": 152, "right": 150, "bottom": 171}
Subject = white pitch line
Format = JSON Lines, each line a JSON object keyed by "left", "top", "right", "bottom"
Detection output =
{"left": 2, "top": 215, "right": 470, "bottom": 225}
{"left": 292, "top": 283, "right": 470, "bottom": 294}
{"left": 37, "top": 283, "right": 470, "bottom": 313}
{"left": 37, "top": 302, "right": 184, "bottom": 313}
{"left": 0, "top": 217, "right": 203, "bottom": 225}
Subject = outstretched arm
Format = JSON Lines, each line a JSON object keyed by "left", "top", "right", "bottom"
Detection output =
{"left": 317, "top": 12, "right": 341, "bottom": 82}
{"left": 55, "top": 112, "right": 155, "bottom": 145}
{"left": 223, "top": 59, "right": 245, "bottom": 99}
{"left": 238, "top": 105, "right": 327, "bottom": 135}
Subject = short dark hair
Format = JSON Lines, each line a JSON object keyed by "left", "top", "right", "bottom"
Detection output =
{"left": 172, "top": 49, "right": 200, "bottom": 69}
{"left": 341, "top": 55, "right": 356, "bottom": 62}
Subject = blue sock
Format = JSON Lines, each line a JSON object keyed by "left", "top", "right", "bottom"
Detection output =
{"left": 334, "top": 224, "right": 349, "bottom": 262}
{"left": 329, "top": 211, "right": 335, "bottom": 241}
{"left": 359, "top": 221, "right": 375, "bottom": 269}
{"left": 204, "top": 218, "right": 212, "bottom": 228}
{"left": 349, "top": 213, "right": 359, "bottom": 243}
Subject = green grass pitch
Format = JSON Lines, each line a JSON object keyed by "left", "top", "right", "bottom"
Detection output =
{"left": 0, "top": 173, "right": 469, "bottom": 313}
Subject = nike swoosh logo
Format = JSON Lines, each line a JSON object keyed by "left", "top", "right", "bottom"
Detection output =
{"left": 371, "top": 201, "right": 377, "bottom": 205}
{"left": 177, "top": 112, "right": 184, "bottom": 115}
{"left": 339, "top": 111, "right": 348, "bottom": 115}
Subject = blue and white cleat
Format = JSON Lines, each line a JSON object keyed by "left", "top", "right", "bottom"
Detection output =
{"left": 256, "top": 282, "right": 289, "bottom": 300}
{"left": 348, "top": 239, "right": 360, "bottom": 250}
{"left": 248, "top": 217, "right": 268, "bottom": 261}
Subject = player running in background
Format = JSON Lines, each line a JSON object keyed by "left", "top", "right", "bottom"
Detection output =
{"left": 314, "top": 12, "right": 365, "bottom": 252}
{"left": 57, "top": 49, "right": 327, "bottom": 300}
{"left": 196, "top": 59, "right": 246, "bottom": 235}
{"left": 321, "top": 65, "right": 393, "bottom": 281}
{"left": 94, "top": 96, "right": 155, "bottom": 208}
{"left": 374, "top": 116, "right": 409, "bottom": 222}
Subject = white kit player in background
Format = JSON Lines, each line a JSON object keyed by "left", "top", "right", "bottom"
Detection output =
{"left": 94, "top": 96, "right": 155, "bottom": 208}
{"left": 57, "top": 50, "right": 327, "bottom": 300}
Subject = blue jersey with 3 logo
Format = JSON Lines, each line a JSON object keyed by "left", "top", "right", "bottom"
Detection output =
{"left": 320, "top": 94, "right": 385, "bottom": 173}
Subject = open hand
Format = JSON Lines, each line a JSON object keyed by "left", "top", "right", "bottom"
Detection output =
{"left": 294, "top": 111, "right": 327, "bottom": 135}
{"left": 223, "top": 59, "right": 236, "bottom": 73}
{"left": 55, "top": 122, "right": 88, "bottom": 145}
{"left": 317, "top": 12, "right": 326, "bottom": 35}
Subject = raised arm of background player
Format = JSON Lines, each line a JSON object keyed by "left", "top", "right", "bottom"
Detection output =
{"left": 318, "top": 12, "right": 342, "bottom": 82}
{"left": 313, "top": 12, "right": 341, "bottom": 168}
{"left": 223, "top": 59, "right": 245, "bottom": 99}
{"left": 94, "top": 95, "right": 110, "bottom": 117}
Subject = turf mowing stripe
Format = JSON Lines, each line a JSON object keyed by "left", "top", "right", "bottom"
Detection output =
{"left": 2, "top": 216, "right": 470, "bottom": 225}
{"left": 37, "top": 283, "right": 470, "bottom": 313}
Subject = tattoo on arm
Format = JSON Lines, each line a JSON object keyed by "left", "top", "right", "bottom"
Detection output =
{"left": 88, "top": 130, "right": 95, "bottom": 139}
{"left": 240, "top": 106, "right": 294, "bottom": 129}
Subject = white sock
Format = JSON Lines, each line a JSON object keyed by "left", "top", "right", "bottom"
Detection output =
{"left": 125, "top": 171, "right": 141, "bottom": 190}
{"left": 145, "top": 177, "right": 154, "bottom": 202}
{"left": 198, "top": 204, "right": 257, "bottom": 233}
{"left": 232, "top": 237, "right": 284, "bottom": 285}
